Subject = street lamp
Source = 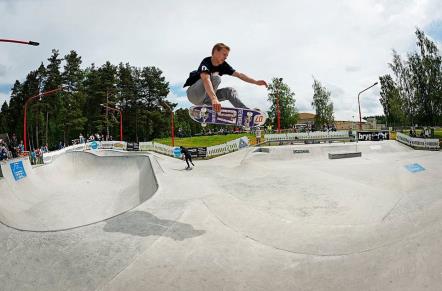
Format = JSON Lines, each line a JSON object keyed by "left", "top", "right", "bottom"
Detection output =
{"left": 358, "top": 82, "right": 378, "bottom": 130}
{"left": 275, "top": 77, "right": 283, "bottom": 133}
{"left": 100, "top": 104, "right": 123, "bottom": 142}
{"left": 0, "top": 38, "right": 39, "bottom": 46}
{"left": 23, "top": 87, "right": 63, "bottom": 151}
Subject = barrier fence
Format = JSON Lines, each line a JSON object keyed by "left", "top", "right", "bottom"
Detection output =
{"left": 264, "top": 131, "right": 350, "bottom": 142}
{"left": 396, "top": 132, "right": 440, "bottom": 150}
{"left": 139, "top": 137, "right": 249, "bottom": 158}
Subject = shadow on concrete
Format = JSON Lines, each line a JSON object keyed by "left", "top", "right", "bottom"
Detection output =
{"left": 103, "top": 211, "right": 205, "bottom": 241}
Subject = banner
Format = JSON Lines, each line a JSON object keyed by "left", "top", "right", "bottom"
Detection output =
{"left": 187, "top": 147, "right": 208, "bottom": 158}
{"left": 9, "top": 160, "right": 27, "bottom": 181}
{"left": 357, "top": 131, "right": 389, "bottom": 141}
{"left": 126, "top": 142, "right": 139, "bottom": 152}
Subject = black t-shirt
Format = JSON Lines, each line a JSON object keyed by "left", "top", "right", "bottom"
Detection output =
{"left": 183, "top": 57, "right": 235, "bottom": 87}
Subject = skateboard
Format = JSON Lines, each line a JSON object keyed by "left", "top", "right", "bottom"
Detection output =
{"left": 188, "top": 105, "right": 267, "bottom": 129}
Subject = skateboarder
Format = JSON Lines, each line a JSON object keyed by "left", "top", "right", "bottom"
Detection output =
{"left": 180, "top": 146, "right": 195, "bottom": 170}
{"left": 184, "top": 43, "right": 268, "bottom": 112}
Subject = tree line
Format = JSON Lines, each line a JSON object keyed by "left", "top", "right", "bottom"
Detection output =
{"left": 0, "top": 49, "right": 176, "bottom": 150}
{"left": 379, "top": 28, "right": 442, "bottom": 127}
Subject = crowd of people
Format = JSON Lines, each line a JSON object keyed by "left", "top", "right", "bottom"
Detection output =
{"left": 0, "top": 134, "right": 24, "bottom": 161}
{"left": 73, "top": 133, "right": 113, "bottom": 145}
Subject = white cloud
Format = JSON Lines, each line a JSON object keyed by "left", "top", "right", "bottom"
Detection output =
{"left": 0, "top": 0, "right": 441, "bottom": 121}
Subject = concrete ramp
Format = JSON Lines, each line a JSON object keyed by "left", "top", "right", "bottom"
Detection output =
{"left": 0, "top": 151, "right": 158, "bottom": 231}
{"left": 246, "top": 140, "right": 413, "bottom": 162}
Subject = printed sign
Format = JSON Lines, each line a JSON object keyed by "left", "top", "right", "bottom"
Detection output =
{"left": 188, "top": 147, "right": 208, "bottom": 158}
{"left": 9, "top": 160, "right": 27, "bottom": 181}
{"left": 357, "top": 131, "right": 390, "bottom": 141}
{"left": 173, "top": 147, "right": 182, "bottom": 158}
{"left": 239, "top": 137, "right": 249, "bottom": 149}
{"left": 405, "top": 163, "right": 425, "bottom": 173}
{"left": 112, "top": 142, "right": 125, "bottom": 150}
{"left": 293, "top": 149, "right": 310, "bottom": 154}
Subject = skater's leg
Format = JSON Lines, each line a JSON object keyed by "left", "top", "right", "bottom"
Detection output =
{"left": 216, "top": 87, "right": 248, "bottom": 108}
{"left": 185, "top": 157, "right": 190, "bottom": 168}
{"left": 187, "top": 75, "right": 222, "bottom": 106}
{"left": 189, "top": 156, "right": 195, "bottom": 166}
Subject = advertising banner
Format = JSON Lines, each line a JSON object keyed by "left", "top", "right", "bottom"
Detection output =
{"left": 357, "top": 131, "right": 389, "bottom": 141}
{"left": 187, "top": 147, "right": 208, "bottom": 158}
{"left": 9, "top": 160, "right": 27, "bottom": 181}
{"left": 126, "top": 142, "right": 139, "bottom": 152}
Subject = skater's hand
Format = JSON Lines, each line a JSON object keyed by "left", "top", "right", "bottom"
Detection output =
{"left": 212, "top": 98, "right": 221, "bottom": 112}
{"left": 255, "top": 80, "right": 268, "bottom": 87}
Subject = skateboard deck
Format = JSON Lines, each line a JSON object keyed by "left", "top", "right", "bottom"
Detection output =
{"left": 188, "top": 106, "right": 267, "bottom": 128}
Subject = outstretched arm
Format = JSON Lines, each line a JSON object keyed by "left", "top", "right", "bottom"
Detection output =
{"left": 201, "top": 73, "right": 222, "bottom": 112}
{"left": 233, "top": 71, "right": 268, "bottom": 87}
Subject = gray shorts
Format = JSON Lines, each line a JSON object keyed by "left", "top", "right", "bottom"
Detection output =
{"left": 186, "top": 75, "right": 247, "bottom": 108}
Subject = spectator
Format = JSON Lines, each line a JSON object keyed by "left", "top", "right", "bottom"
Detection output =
{"left": 255, "top": 126, "right": 262, "bottom": 144}
{"left": 79, "top": 133, "right": 85, "bottom": 144}
{"left": 58, "top": 141, "right": 64, "bottom": 150}
{"left": 41, "top": 144, "right": 49, "bottom": 153}
{"left": 18, "top": 140, "right": 24, "bottom": 154}
{"left": 30, "top": 149, "right": 37, "bottom": 165}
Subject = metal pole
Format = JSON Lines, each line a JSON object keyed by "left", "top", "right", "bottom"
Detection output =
{"left": 357, "top": 82, "right": 378, "bottom": 130}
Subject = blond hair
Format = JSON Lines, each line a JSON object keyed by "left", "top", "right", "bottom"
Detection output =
{"left": 212, "top": 43, "right": 230, "bottom": 55}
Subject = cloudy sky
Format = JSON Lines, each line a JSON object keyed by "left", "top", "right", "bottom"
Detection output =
{"left": 1, "top": 0, "right": 441, "bottom": 121}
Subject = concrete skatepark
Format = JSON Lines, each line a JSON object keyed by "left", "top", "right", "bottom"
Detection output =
{"left": 1, "top": 140, "right": 442, "bottom": 290}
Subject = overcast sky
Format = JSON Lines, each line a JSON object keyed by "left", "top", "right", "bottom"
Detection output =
{"left": 1, "top": 0, "right": 441, "bottom": 120}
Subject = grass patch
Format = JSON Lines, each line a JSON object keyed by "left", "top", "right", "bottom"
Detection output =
{"left": 154, "top": 133, "right": 257, "bottom": 147}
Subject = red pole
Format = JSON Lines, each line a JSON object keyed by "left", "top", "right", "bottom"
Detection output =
{"left": 171, "top": 111, "right": 175, "bottom": 146}
{"left": 0, "top": 39, "right": 39, "bottom": 46}
{"left": 120, "top": 111, "right": 123, "bottom": 142}
{"left": 23, "top": 105, "right": 27, "bottom": 151}
{"left": 358, "top": 93, "right": 362, "bottom": 131}
{"left": 276, "top": 79, "right": 282, "bottom": 133}
{"left": 23, "top": 87, "right": 62, "bottom": 151}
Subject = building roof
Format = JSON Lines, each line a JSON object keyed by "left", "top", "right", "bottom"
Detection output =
{"left": 298, "top": 112, "right": 316, "bottom": 120}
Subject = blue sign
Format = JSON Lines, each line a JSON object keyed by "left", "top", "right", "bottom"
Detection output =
{"left": 10, "top": 161, "right": 27, "bottom": 181}
{"left": 405, "top": 163, "right": 425, "bottom": 173}
{"left": 173, "top": 147, "right": 182, "bottom": 158}
{"left": 90, "top": 141, "right": 99, "bottom": 150}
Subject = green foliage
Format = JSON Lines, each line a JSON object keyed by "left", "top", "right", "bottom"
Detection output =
{"left": 0, "top": 49, "right": 176, "bottom": 149}
{"left": 381, "top": 28, "right": 442, "bottom": 126}
{"left": 266, "top": 77, "right": 298, "bottom": 129}
{"left": 311, "top": 78, "right": 334, "bottom": 128}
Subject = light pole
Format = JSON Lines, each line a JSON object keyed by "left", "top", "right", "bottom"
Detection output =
{"left": 275, "top": 77, "right": 283, "bottom": 133}
{"left": 100, "top": 104, "right": 123, "bottom": 141}
{"left": 23, "top": 87, "right": 63, "bottom": 151}
{"left": 358, "top": 82, "right": 378, "bottom": 130}
{"left": 0, "top": 38, "right": 39, "bottom": 46}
